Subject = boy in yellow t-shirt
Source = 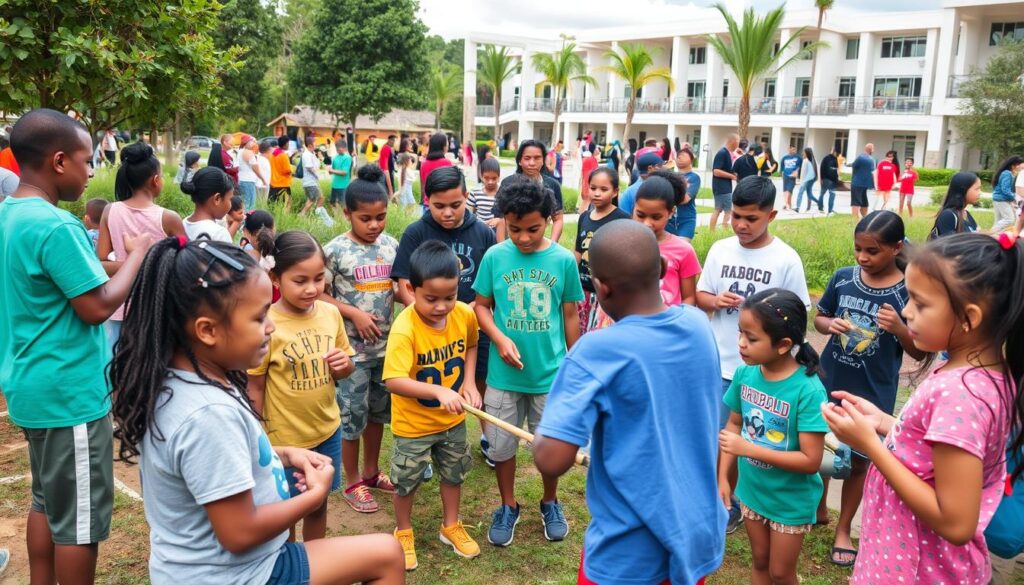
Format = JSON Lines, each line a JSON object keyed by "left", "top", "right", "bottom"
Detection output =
{"left": 383, "top": 240, "right": 483, "bottom": 571}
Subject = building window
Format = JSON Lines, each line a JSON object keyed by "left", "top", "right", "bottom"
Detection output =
{"left": 794, "top": 78, "right": 810, "bottom": 97}
{"left": 624, "top": 84, "right": 642, "bottom": 99}
{"left": 873, "top": 77, "right": 923, "bottom": 97}
{"left": 838, "top": 77, "right": 856, "bottom": 97}
{"left": 892, "top": 135, "right": 916, "bottom": 161}
{"left": 764, "top": 79, "right": 776, "bottom": 98}
{"left": 834, "top": 130, "right": 849, "bottom": 157}
{"left": 689, "top": 46, "right": 706, "bottom": 65}
{"left": 990, "top": 22, "right": 1024, "bottom": 46}
{"left": 789, "top": 132, "right": 805, "bottom": 151}
{"left": 845, "top": 38, "right": 860, "bottom": 59}
{"left": 798, "top": 40, "right": 814, "bottom": 60}
{"left": 773, "top": 42, "right": 780, "bottom": 56}
{"left": 880, "top": 35, "right": 927, "bottom": 58}
{"left": 723, "top": 79, "right": 729, "bottom": 98}
{"left": 687, "top": 81, "right": 706, "bottom": 98}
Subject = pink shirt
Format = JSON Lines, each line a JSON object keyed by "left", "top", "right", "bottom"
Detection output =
{"left": 106, "top": 201, "right": 170, "bottom": 321}
{"left": 419, "top": 157, "right": 452, "bottom": 204}
{"left": 658, "top": 235, "right": 701, "bottom": 306}
{"left": 853, "top": 365, "right": 1012, "bottom": 585}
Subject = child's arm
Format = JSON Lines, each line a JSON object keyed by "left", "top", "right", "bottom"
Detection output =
{"left": 534, "top": 435, "right": 580, "bottom": 477}
{"left": 696, "top": 290, "right": 743, "bottom": 313}
{"left": 495, "top": 219, "right": 506, "bottom": 242}
{"left": 719, "top": 427, "right": 825, "bottom": 474}
{"left": 681, "top": 275, "right": 697, "bottom": 307}
{"left": 70, "top": 233, "right": 154, "bottom": 325}
{"left": 319, "top": 293, "right": 384, "bottom": 344}
{"left": 245, "top": 374, "right": 267, "bottom": 416}
{"left": 551, "top": 211, "right": 564, "bottom": 244}
{"left": 325, "top": 348, "right": 354, "bottom": 380}
{"left": 460, "top": 344, "right": 481, "bottom": 408}
{"left": 96, "top": 204, "right": 120, "bottom": 276}
{"left": 717, "top": 412, "right": 742, "bottom": 508}
{"left": 474, "top": 294, "right": 523, "bottom": 369}
{"left": 876, "top": 302, "right": 927, "bottom": 360}
{"left": 562, "top": 301, "right": 580, "bottom": 350}
{"left": 385, "top": 377, "right": 466, "bottom": 414}
{"left": 823, "top": 403, "right": 984, "bottom": 545}
{"left": 161, "top": 210, "right": 186, "bottom": 237}
{"left": 814, "top": 313, "right": 851, "bottom": 336}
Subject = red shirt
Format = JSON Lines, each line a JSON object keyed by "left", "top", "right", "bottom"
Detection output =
{"left": 898, "top": 168, "right": 919, "bottom": 195}
{"left": 379, "top": 144, "right": 393, "bottom": 172}
{"left": 876, "top": 160, "right": 899, "bottom": 191}
{"left": 581, "top": 156, "right": 599, "bottom": 193}
{"left": 221, "top": 149, "right": 238, "bottom": 182}
{"left": 0, "top": 147, "right": 20, "bottom": 176}
{"left": 419, "top": 157, "right": 453, "bottom": 203}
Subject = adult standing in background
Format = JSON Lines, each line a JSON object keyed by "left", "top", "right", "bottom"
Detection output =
{"left": 363, "top": 135, "right": 380, "bottom": 165}
{"left": 236, "top": 135, "right": 266, "bottom": 211}
{"left": 208, "top": 134, "right": 238, "bottom": 185}
{"left": 579, "top": 150, "right": 598, "bottom": 211}
{"left": 419, "top": 132, "right": 453, "bottom": 206}
{"left": 850, "top": 143, "right": 876, "bottom": 220}
{"left": 819, "top": 146, "right": 840, "bottom": 216}
{"left": 709, "top": 133, "right": 739, "bottom": 231}
{"left": 0, "top": 135, "right": 19, "bottom": 176}
{"left": 101, "top": 128, "right": 118, "bottom": 167}
{"left": 268, "top": 135, "right": 293, "bottom": 207}
{"left": 378, "top": 134, "right": 396, "bottom": 199}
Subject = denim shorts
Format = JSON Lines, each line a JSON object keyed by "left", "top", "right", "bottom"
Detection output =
{"left": 285, "top": 426, "right": 342, "bottom": 497}
{"left": 266, "top": 542, "right": 310, "bottom": 585}
{"left": 238, "top": 181, "right": 258, "bottom": 210}
{"left": 782, "top": 176, "right": 796, "bottom": 193}
{"left": 713, "top": 192, "right": 732, "bottom": 212}
{"left": 329, "top": 187, "right": 347, "bottom": 206}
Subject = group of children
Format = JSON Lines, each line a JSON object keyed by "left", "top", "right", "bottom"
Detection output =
{"left": 2, "top": 108, "right": 1023, "bottom": 585}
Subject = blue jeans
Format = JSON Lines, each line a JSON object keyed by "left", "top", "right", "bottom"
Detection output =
{"left": 821, "top": 179, "right": 837, "bottom": 213}
{"left": 238, "top": 181, "right": 257, "bottom": 211}
{"left": 266, "top": 542, "right": 310, "bottom": 585}
{"left": 285, "top": 426, "right": 342, "bottom": 497}
{"left": 796, "top": 179, "right": 821, "bottom": 210}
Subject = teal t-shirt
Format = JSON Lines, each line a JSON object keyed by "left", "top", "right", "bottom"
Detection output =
{"left": 0, "top": 197, "right": 111, "bottom": 428}
{"left": 473, "top": 240, "right": 584, "bottom": 393}
{"left": 331, "top": 153, "right": 353, "bottom": 190}
{"left": 724, "top": 364, "right": 829, "bottom": 525}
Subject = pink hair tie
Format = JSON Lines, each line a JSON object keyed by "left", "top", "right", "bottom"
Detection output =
{"left": 998, "top": 231, "right": 1019, "bottom": 251}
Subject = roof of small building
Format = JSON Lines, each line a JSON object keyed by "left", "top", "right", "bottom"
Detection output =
{"left": 266, "top": 106, "right": 438, "bottom": 132}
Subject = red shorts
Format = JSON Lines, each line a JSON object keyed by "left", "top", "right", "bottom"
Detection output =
{"left": 577, "top": 552, "right": 706, "bottom": 585}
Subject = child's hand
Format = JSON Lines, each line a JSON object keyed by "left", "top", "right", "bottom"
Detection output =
{"left": 324, "top": 348, "right": 352, "bottom": 378}
{"left": 350, "top": 310, "right": 383, "bottom": 344}
{"left": 876, "top": 303, "right": 905, "bottom": 335}
{"left": 715, "top": 291, "right": 744, "bottom": 310}
{"left": 303, "top": 462, "right": 335, "bottom": 499}
{"left": 495, "top": 335, "right": 524, "bottom": 369}
{"left": 718, "top": 430, "right": 749, "bottom": 457}
{"left": 828, "top": 318, "right": 852, "bottom": 336}
{"left": 435, "top": 388, "right": 465, "bottom": 415}
{"left": 828, "top": 392, "right": 884, "bottom": 433}
{"left": 718, "top": 480, "right": 732, "bottom": 511}
{"left": 821, "top": 400, "right": 882, "bottom": 457}
{"left": 124, "top": 232, "right": 154, "bottom": 255}
{"left": 461, "top": 383, "right": 482, "bottom": 409}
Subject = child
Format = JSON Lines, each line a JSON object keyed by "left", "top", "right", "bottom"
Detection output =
{"left": 504, "top": 140, "right": 565, "bottom": 243}
{"left": 83, "top": 197, "right": 108, "bottom": 248}
{"left": 575, "top": 167, "right": 629, "bottom": 333}
{"left": 256, "top": 140, "right": 273, "bottom": 203}
{"left": 181, "top": 166, "right": 234, "bottom": 243}
{"left": 397, "top": 152, "right": 417, "bottom": 207}
{"left": 473, "top": 176, "right": 584, "bottom": 547}
{"left": 239, "top": 209, "right": 275, "bottom": 259}
{"left": 671, "top": 146, "right": 701, "bottom": 240}
{"left": 246, "top": 231, "right": 356, "bottom": 542}
{"left": 813, "top": 210, "right": 925, "bottom": 566}
{"left": 534, "top": 219, "right": 726, "bottom": 585}
{"left": 468, "top": 158, "right": 501, "bottom": 231}
{"left": 0, "top": 109, "right": 154, "bottom": 585}
{"left": 226, "top": 195, "right": 245, "bottom": 239}
{"left": 109, "top": 237, "right": 404, "bottom": 584}
{"left": 328, "top": 140, "right": 352, "bottom": 211}
{"left": 322, "top": 166, "right": 400, "bottom": 514}
{"left": 718, "top": 289, "right": 829, "bottom": 584}
{"left": 632, "top": 170, "right": 701, "bottom": 306}
{"left": 383, "top": 240, "right": 483, "bottom": 571}
{"left": 269, "top": 135, "right": 293, "bottom": 207}
{"left": 873, "top": 150, "right": 900, "bottom": 211}
{"left": 300, "top": 135, "right": 325, "bottom": 216}
{"left": 823, "top": 232, "right": 1024, "bottom": 583}
{"left": 697, "top": 175, "right": 811, "bottom": 533}
{"left": 174, "top": 150, "right": 200, "bottom": 185}
{"left": 97, "top": 141, "right": 186, "bottom": 348}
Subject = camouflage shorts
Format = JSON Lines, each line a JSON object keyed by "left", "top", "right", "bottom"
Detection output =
{"left": 391, "top": 422, "right": 472, "bottom": 496}
{"left": 336, "top": 360, "right": 391, "bottom": 440}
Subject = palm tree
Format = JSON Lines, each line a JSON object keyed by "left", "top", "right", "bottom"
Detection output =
{"left": 430, "top": 65, "right": 462, "bottom": 131}
{"left": 531, "top": 42, "right": 596, "bottom": 146}
{"left": 476, "top": 45, "right": 518, "bottom": 143}
{"left": 803, "top": 0, "right": 835, "bottom": 138}
{"left": 600, "top": 43, "right": 675, "bottom": 157}
{"left": 705, "top": 3, "right": 825, "bottom": 138}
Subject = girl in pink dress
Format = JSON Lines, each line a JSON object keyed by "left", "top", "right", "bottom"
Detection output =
{"left": 823, "top": 232, "right": 1024, "bottom": 584}
{"left": 631, "top": 171, "right": 701, "bottom": 306}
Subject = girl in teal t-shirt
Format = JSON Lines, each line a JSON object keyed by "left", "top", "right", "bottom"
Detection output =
{"left": 718, "top": 288, "right": 828, "bottom": 585}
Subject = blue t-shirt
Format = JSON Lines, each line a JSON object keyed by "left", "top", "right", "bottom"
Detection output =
{"left": 711, "top": 147, "right": 734, "bottom": 195}
{"left": 667, "top": 171, "right": 700, "bottom": 238}
{"left": 780, "top": 154, "right": 800, "bottom": 178}
{"left": 538, "top": 305, "right": 726, "bottom": 585}
{"left": 851, "top": 154, "right": 877, "bottom": 189}
{"left": 616, "top": 177, "right": 644, "bottom": 217}
{"left": 817, "top": 266, "right": 909, "bottom": 414}
{"left": 994, "top": 170, "right": 1016, "bottom": 203}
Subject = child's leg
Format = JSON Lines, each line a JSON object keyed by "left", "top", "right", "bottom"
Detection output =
{"left": 439, "top": 482, "right": 462, "bottom": 528}
{"left": 27, "top": 509, "right": 56, "bottom": 583}
{"left": 744, "top": 510, "right": 773, "bottom": 585}
{"left": 833, "top": 457, "right": 868, "bottom": 563}
{"left": 342, "top": 437, "right": 362, "bottom": 488}
{"left": 816, "top": 474, "right": 831, "bottom": 524}
{"left": 486, "top": 389, "right": 526, "bottom": 507}
{"left": 54, "top": 544, "right": 99, "bottom": 585}
{"left": 529, "top": 394, "right": 558, "bottom": 503}
{"left": 391, "top": 434, "right": 433, "bottom": 530}
{"left": 303, "top": 499, "right": 328, "bottom": 542}
{"left": 362, "top": 422, "right": 384, "bottom": 478}
{"left": 767, "top": 530, "right": 806, "bottom": 585}
{"left": 393, "top": 491, "right": 417, "bottom": 530}
{"left": 433, "top": 423, "right": 473, "bottom": 528}
{"left": 362, "top": 364, "right": 392, "bottom": 482}
{"left": 303, "top": 428, "right": 342, "bottom": 541}
{"left": 898, "top": 193, "right": 906, "bottom": 215}
{"left": 907, "top": 196, "right": 914, "bottom": 217}
{"left": 305, "top": 534, "right": 406, "bottom": 584}
{"left": 338, "top": 366, "right": 370, "bottom": 487}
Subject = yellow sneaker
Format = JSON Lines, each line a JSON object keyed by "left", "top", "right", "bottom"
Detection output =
{"left": 393, "top": 528, "right": 418, "bottom": 571}
{"left": 439, "top": 521, "right": 481, "bottom": 559}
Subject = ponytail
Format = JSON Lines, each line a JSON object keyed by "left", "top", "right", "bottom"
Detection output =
{"left": 114, "top": 142, "right": 161, "bottom": 201}
{"left": 794, "top": 340, "right": 822, "bottom": 378}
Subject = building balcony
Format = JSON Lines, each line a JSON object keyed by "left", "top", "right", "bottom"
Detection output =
{"left": 500, "top": 97, "right": 519, "bottom": 115}
{"left": 526, "top": 98, "right": 553, "bottom": 112}
{"left": 947, "top": 75, "right": 974, "bottom": 97}
{"left": 779, "top": 96, "right": 932, "bottom": 115}
{"left": 672, "top": 97, "right": 706, "bottom": 113}
{"left": 476, "top": 105, "right": 495, "bottom": 117}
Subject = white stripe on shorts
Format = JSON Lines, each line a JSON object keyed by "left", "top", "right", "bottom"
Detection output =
{"left": 73, "top": 424, "right": 91, "bottom": 545}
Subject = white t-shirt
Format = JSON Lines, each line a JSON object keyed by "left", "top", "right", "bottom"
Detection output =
{"left": 103, "top": 133, "right": 117, "bottom": 151}
{"left": 184, "top": 218, "right": 232, "bottom": 244}
{"left": 696, "top": 236, "right": 811, "bottom": 379}
{"left": 237, "top": 150, "right": 258, "bottom": 183}
{"left": 1016, "top": 170, "right": 1024, "bottom": 196}
{"left": 257, "top": 155, "right": 271, "bottom": 189}
{"left": 300, "top": 150, "right": 319, "bottom": 188}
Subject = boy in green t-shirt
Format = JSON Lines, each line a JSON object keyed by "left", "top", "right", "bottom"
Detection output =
{"left": 328, "top": 140, "right": 353, "bottom": 210}
{"left": 473, "top": 175, "right": 583, "bottom": 547}
{"left": 0, "top": 109, "right": 153, "bottom": 583}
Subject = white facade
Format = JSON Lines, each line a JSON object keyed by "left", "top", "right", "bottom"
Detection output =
{"left": 464, "top": 0, "right": 1024, "bottom": 170}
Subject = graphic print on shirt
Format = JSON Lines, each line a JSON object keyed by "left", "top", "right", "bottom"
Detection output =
{"left": 502, "top": 268, "right": 557, "bottom": 332}
{"left": 721, "top": 264, "right": 773, "bottom": 314}
{"left": 740, "top": 383, "right": 791, "bottom": 469}
{"left": 284, "top": 330, "right": 336, "bottom": 390}
{"left": 452, "top": 242, "right": 476, "bottom": 287}
{"left": 352, "top": 256, "right": 393, "bottom": 293}
{"left": 415, "top": 339, "right": 466, "bottom": 407}
{"left": 258, "top": 433, "right": 290, "bottom": 500}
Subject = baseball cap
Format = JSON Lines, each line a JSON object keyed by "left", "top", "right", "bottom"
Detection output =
{"left": 636, "top": 153, "right": 664, "bottom": 174}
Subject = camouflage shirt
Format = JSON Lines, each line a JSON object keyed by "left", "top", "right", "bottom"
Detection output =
{"left": 324, "top": 232, "right": 399, "bottom": 362}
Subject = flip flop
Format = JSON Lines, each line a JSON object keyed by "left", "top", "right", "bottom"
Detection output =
{"left": 830, "top": 546, "right": 858, "bottom": 567}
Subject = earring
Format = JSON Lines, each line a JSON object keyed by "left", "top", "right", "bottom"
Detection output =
{"left": 962, "top": 323, "right": 970, "bottom": 332}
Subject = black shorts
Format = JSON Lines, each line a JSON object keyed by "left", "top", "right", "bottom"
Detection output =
{"left": 268, "top": 186, "right": 292, "bottom": 203}
{"left": 850, "top": 187, "right": 870, "bottom": 208}
{"left": 103, "top": 150, "right": 116, "bottom": 164}
{"left": 329, "top": 187, "right": 347, "bottom": 205}
{"left": 475, "top": 331, "right": 491, "bottom": 380}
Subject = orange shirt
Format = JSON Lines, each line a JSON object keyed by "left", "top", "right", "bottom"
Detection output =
{"left": 270, "top": 148, "right": 292, "bottom": 188}
{"left": 0, "top": 148, "right": 19, "bottom": 176}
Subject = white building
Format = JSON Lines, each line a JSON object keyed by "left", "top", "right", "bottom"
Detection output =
{"left": 462, "top": 0, "right": 1024, "bottom": 171}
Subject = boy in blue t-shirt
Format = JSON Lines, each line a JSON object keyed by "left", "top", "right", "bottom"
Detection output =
{"left": 473, "top": 175, "right": 584, "bottom": 547}
{"left": 534, "top": 220, "right": 725, "bottom": 585}
{"left": 779, "top": 145, "right": 801, "bottom": 211}
{"left": 0, "top": 109, "right": 154, "bottom": 583}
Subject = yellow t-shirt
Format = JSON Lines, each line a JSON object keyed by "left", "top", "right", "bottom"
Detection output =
{"left": 382, "top": 303, "right": 478, "bottom": 438}
{"left": 248, "top": 301, "right": 354, "bottom": 448}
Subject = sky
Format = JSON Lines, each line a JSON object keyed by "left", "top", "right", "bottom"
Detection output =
{"left": 418, "top": 0, "right": 945, "bottom": 40}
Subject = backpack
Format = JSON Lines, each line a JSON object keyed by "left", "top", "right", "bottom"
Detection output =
{"left": 984, "top": 444, "right": 1024, "bottom": 559}
{"left": 293, "top": 152, "right": 304, "bottom": 179}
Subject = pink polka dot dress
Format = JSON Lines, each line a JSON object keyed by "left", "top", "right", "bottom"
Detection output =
{"left": 853, "top": 366, "right": 1013, "bottom": 584}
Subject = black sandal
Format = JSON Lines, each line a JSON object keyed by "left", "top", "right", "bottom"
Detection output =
{"left": 830, "top": 546, "right": 858, "bottom": 567}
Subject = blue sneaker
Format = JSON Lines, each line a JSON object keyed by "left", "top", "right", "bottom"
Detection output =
{"left": 422, "top": 463, "right": 433, "bottom": 481}
{"left": 726, "top": 501, "right": 743, "bottom": 534}
{"left": 0, "top": 547, "right": 8, "bottom": 576}
{"left": 480, "top": 434, "right": 496, "bottom": 469}
{"left": 540, "top": 500, "right": 569, "bottom": 541}
{"left": 487, "top": 504, "right": 520, "bottom": 546}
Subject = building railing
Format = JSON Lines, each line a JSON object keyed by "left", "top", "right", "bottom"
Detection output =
{"left": 500, "top": 97, "right": 519, "bottom": 114}
{"left": 475, "top": 105, "right": 495, "bottom": 117}
{"left": 779, "top": 96, "right": 931, "bottom": 115}
{"left": 526, "top": 98, "right": 553, "bottom": 112}
{"left": 511, "top": 95, "right": 930, "bottom": 116}
{"left": 672, "top": 97, "right": 706, "bottom": 113}
{"left": 947, "top": 75, "right": 974, "bottom": 97}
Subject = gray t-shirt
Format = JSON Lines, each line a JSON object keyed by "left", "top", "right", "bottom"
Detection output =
{"left": 301, "top": 150, "right": 320, "bottom": 188}
{"left": 141, "top": 370, "right": 290, "bottom": 584}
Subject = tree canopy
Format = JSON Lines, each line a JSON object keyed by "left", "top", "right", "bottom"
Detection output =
{"left": 957, "top": 40, "right": 1024, "bottom": 165}
{"left": 211, "top": 0, "right": 284, "bottom": 132}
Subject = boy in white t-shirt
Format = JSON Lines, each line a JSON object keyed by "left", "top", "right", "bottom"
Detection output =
{"left": 256, "top": 140, "right": 273, "bottom": 203}
{"left": 696, "top": 175, "right": 810, "bottom": 533}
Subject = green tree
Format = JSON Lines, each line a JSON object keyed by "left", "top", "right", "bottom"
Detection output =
{"left": 211, "top": 0, "right": 284, "bottom": 132}
{"left": 532, "top": 42, "right": 595, "bottom": 146}
{"left": 289, "top": 0, "right": 428, "bottom": 140}
{"left": 477, "top": 44, "right": 518, "bottom": 144}
{"left": 802, "top": 0, "right": 835, "bottom": 139}
{"left": 425, "top": 36, "right": 465, "bottom": 135}
{"left": 430, "top": 66, "right": 462, "bottom": 131}
{"left": 705, "top": 3, "right": 822, "bottom": 138}
{"left": 958, "top": 40, "right": 1024, "bottom": 165}
{"left": 601, "top": 43, "right": 674, "bottom": 155}
{"left": 0, "top": 1, "right": 237, "bottom": 137}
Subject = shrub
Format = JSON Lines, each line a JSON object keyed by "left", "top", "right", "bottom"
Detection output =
{"left": 915, "top": 168, "right": 957, "bottom": 187}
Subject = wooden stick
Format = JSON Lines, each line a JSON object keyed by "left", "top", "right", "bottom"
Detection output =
{"left": 461, "top": 402, "right": 590, "bottom": 467}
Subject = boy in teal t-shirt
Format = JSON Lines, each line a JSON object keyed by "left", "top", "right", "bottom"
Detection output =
{"left": 0, "top": 109, "right": 153, "bottom": 583}
{"left": 328, "top": 141, "right": 353, "bottom": 209}
{"left": 473, "top": 175, "right": 583, "bottom": 547}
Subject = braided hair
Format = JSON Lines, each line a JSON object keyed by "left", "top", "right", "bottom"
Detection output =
{"left": 109, "top": 236, "right": 262, "bottom": 463}
{"left": 743, "top": 288, "right": 821, "bottom": 376}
